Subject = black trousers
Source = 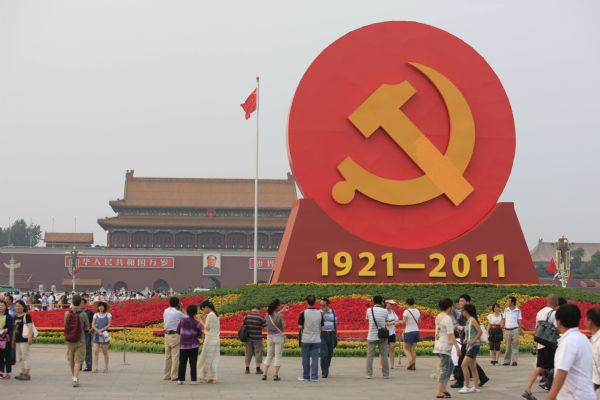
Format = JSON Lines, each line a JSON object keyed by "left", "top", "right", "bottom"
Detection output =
{"left": 0, "top": 343, "right": 11, "bottom": 373}
{"left": 84, "top": 332, "right": 92, "bottom": 369}
{"left": 178, "top": 348, "right": 199, "bottom": 382}
{"left": 454, "top": 343, "right": 488, "bottom": 384}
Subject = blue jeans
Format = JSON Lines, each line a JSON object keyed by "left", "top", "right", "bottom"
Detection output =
{"left": 301, "top": 342, "right": 320, "bottom": 380}
{"left": 320, "top": 332, "right": 335, "bottom": 377}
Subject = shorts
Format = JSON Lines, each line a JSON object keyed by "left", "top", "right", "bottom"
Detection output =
{"left": 388, "top": 334, "right": 396, "bottom": 343}
{"left": 67, "top": 342, "right": 86, "bottom": 366}
{"left": 489, "top": 340, "right": 501, "bottom": 351}
{"left": 536, "top": 347, "right": 555, "bottom": 370}
{"left": 403, "top": 331, "right": 420, "bottom": 344}
{"left": 465, "top": 344, "right": 480, "bottom": 359}
{"left": 437, "top": 354, "right": 453, "bottom": 382}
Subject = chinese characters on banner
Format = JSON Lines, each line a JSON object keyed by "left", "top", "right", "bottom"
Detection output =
{"left": 64, "top": 256, "right": 175, "bottom": 269}
{"left": 249, "top": 258, "right": 275, "bottom": 270}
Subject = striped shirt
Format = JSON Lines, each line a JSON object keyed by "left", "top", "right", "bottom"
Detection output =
{"left": 322, "top": 309, "right": 337, "bottom": 332}
{"left": 244, "top": 312, "right": 266, "bottom": 341}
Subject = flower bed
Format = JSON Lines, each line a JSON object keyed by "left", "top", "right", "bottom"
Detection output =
{"left": 31, "top": 284, "right": 600, "bottom": 356}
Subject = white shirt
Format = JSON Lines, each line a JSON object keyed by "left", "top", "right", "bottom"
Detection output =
{"left": 433, "top": 313, "right": 455, "bottom": 356}
{"left": 386, "top": 310, "right": 399, "bottom": 336}
{"left": 366, "top": 306, "right": 388, "bottom": 342}
{"left": 487, "top": 313, "right": 503, "bottom": 326}
{"left": 535, "top": 306, "right": 556, "bottom": 350}
{"left": 554, "top": 327, "right": 595, "bottom": 400}
{"left": 503, "top": 307, "right": 522, "bottom": 329}
{"left": 163, "top": 307, "right": 185, "bottom": 332}
{"left": 591, "top": 330, "right": 600, "bottom": 385}
{"left": 403, "top": 308, "right": 421, "bottom": 333}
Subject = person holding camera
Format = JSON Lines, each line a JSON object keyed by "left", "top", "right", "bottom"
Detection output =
{"left": 365, "top": 295, "right": 389, "bottom": 379}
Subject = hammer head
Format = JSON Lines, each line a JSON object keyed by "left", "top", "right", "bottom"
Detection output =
{"left": 347, "top": 81, "right": 416, "bottom": 138}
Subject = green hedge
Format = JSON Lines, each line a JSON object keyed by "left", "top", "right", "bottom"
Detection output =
{"left": 198, "top": 283, "right": 600, "bottom": 314}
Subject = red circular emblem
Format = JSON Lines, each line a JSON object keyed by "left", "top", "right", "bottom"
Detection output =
{"left": 288, "top": 22, "right": 515, "bottom": 249}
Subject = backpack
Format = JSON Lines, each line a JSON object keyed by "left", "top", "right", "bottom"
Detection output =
{"left": 64, "top": 310, "right": 82, "bottom": 343}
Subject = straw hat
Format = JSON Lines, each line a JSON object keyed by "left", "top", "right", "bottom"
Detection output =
{"left": 93, "top": 301, "right": 110, "bottom": 312}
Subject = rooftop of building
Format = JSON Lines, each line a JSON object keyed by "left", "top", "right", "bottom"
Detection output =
{"left": 43, "top": 232, "right": 94, "bottom": 244}
{"left": 530, "top": 239, "right": 600, "bottom": 262}
{"left": 108, "top": 170, "right": 298, "bottom": 210}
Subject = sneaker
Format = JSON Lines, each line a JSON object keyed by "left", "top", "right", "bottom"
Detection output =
{"left": 450, "top": 382, "right": 463, "bottom": 388}
{"left": 310, "top": 378, "right": 319, "bottom": 382}
{"left": 449, "top": 374, "right": 456, "bottom": 382}
{"left": 473, "top": 387, "right": 481, "bottom": 393}
{"left": 502, "top": 362, "right": 510, "bottom": 366}
{"left": 297, "top": 377, "right": 307, "bottom": 382}
{"left": 177, "top": 381, "right": 183, "bottom": 385}
{"left": 14, "top": 373, "right": 24, "bottom": 380}
{"left": 72, "top": 378, "right": 79, "bottom": 387}
{"left": 511, "top": 362, "right": 518, "bottom": 366}
{"left": 21, "top": 374, "right": 31, "bottom": 381}
{"left": 190, "top": 381, "right": 198, "bottom": 385}
{"left": 458, "top": 386, "right": 475, "bottom": 393}
{"left": 365, "top": 375, "right": 373, "bottom": 379}
{"left": 245, "top": 367, "right": 250, "bottom": 374}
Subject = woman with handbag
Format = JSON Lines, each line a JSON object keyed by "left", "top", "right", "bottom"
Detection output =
{"left": 12, "top": 300, "right": 33, "bottom": 381}
{"left": 401, "top": 297, "right": 421, "bottom": 371}
{"left": 486, "top": 303, "right": 503, "bottom": 366}
{"left": 0, "top": 300, "right": 14, "bottom": 379}
{"left": 261, "top": 298, "right": 287, "bottom": 381}
{"left": 92, "top": 301, "right": 112, "bottom": 373}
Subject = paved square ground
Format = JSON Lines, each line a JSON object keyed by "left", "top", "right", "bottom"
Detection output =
{"left": 2, "top": 345, "right": 548, "bottom": 399}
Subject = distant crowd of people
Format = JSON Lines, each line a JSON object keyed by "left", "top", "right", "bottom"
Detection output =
{"left": 4, "top": 289, "right": 172, "bottom": 311}
{"left": 2, "top": 290, "right": 600, "bottom": 399}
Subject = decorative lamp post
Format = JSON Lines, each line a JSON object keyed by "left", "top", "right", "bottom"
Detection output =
{"left": 66, "top": 247, "right": 83, "bottom": 292}
{"left": 555, "top": 236, "right": 572, "bottom": 289}
{"left": 3, "top": 256, "right": 21, "bottom": 288}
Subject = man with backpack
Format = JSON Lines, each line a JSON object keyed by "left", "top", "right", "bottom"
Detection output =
{"left": 64, "top": 294, "right": 90, "bottom": 387}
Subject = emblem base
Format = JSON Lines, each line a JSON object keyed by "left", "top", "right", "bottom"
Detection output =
{"left": 270, "top": 199, "right": 538, "bottom": 284}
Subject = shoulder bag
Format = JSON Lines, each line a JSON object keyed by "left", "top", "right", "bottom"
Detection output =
{"left": 371, "top": 308, "right": 389, "bottom": 339}
{"left": 534, "top": 310, "right": 559, "bottom": 348}
{"left": 238, "top": 315, "right": 249, "bottom": 342}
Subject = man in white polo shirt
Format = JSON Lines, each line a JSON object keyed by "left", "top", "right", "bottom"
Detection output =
{"left": 585, "top": 307, "right": 600, "bottom": 399}
{"left": 503, "top": 296, "right": 522, "bottom": 366}
{"left": 547, "top": 304, "right": 595, "bottom": 400}
{"left": 366, "top": 295, "right": 389, "bottom": 379}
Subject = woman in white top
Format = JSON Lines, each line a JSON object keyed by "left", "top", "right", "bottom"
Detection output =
{"left": 381, "top": 299, "right": 400, "bottom": 369}
{"left": 486, "top": 303, "right": 503, "bottom": 366}
{"left": 197, "top": 299, "right": 220, "bottom": 383}
{"left": 401, "top": 297, "right": 421, "bottom": 371}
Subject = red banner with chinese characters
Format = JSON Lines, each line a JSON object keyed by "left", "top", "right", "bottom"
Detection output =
{"left": 249, "top": 257, "right": 275, "bottom": 270}
{"left": 64, "top": 256, "right": 175, "bottom": 269}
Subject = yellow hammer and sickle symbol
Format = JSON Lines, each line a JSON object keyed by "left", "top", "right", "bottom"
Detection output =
{"left": 332, "top": 62, "right": 475, "bottom": 207}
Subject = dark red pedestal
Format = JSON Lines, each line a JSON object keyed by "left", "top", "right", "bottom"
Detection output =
{"left": 271, "top": 199, "right": 538, "bottom": 284}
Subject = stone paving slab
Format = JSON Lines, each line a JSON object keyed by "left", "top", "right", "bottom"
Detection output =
{"left": 2, "top": 345, "right": 548, "bottom": 400}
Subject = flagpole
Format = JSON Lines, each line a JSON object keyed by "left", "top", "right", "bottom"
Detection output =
{"left": 253, "top": 76, "right": 260, "bottom": 285}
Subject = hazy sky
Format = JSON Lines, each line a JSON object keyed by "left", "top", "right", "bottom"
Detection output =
{"left": 1, "top": 1, "right": 599, "bottom": 248}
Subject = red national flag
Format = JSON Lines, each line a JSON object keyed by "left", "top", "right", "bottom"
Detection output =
{"left": 240, "top": 89, "right": 257, "bottom": 120}
{"left": 546, "top": 258, "right": 558, "bottom": 274}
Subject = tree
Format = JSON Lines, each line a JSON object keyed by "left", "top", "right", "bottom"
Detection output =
{"left": 0, "top": 219, "right": 42, "bottom": 246}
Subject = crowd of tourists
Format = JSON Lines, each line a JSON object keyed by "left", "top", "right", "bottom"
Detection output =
{"left": 2, "top": 290, "right": 600, "bottom": 399}
{"left": 0, "top": 292, "right": 113, "bottom": 385}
